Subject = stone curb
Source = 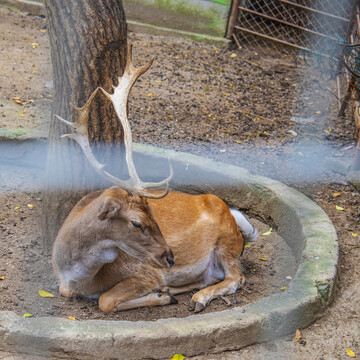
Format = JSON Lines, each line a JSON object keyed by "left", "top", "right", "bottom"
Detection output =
{"left": 0, "top": 143, "right": 338, "bottom": 359}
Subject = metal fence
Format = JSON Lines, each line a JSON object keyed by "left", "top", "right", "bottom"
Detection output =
{"left": 226, "top": 0, "right": 355, "bottom": 53}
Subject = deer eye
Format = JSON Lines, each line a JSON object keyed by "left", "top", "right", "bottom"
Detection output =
{"left": 131, "top": 221, "right": 143, "bottom": 231}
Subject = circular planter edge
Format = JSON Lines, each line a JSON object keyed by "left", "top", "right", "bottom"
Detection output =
{"left": 0, "top": 144, "right": 339, "bottom": 359}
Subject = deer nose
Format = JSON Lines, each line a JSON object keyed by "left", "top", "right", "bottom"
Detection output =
{"left": 165, "top": 249, "right": 175, "bottom": 268}
{"left": 166, "top": 257, "right": 175, "bottom": 268}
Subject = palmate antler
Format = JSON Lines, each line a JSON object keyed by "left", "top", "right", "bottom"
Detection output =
{"left": 55, "top": 45, "right": 173, "bottom": 199}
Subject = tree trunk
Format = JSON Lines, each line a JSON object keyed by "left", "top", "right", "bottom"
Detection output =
{"left": 42, "top": 0, "right": 128, "bottom": 253}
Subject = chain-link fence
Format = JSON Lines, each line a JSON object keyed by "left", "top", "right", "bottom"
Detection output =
{"left": 227, "top": 0, "right": 354, "bottom": 53}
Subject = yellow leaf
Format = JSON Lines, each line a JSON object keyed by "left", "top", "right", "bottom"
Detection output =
{"left": 27, "top": 204, "right": 34, "bottom": 209}
{"left": 261, "top": 227, "right": 272, "bottom": 236}
{"left": 259, "top": 258, "right": 268, "bottom": 261}
{"left": 244, "top": 243, "right": 251, "bottom": 248}
{"left": 38, "top": 289, "right": 55, "bottom": 298}
{"left": 347, "top": 347, "right": 356, "bottom": 357}
{"left": 31, "top": 42, "right": 39, "bottom": 48}
{"left": 171, "top": 355, "right": 186, "bottom": 360}
{"left": 14, "top": 99, "right": 23, "bottom": 105}
{"left": 316, "top": 111, "right": 321, "bottom": 114}
{"left": 294, "top": 329, "right": 301, "bottom": 342}
{"left": 22, "top": 313, "right": 33, "bottom": 317}
{"left": 280, "top": 287, "right": 287, "bottom": 290}
{"left": 0, "top": 276, "right": 5, "bottom": 280}
{"left": 168, "top": 115, "right": 173, "bottom": 119}
{"left": 230, "top": 53, "right": 237, "bottom": 58}
{"left": 352, "top": 233, "right": 358, "bottom": 238}
{"left": 336, "top": 205, "right": 345, "bottom": 211}
{"left": 332, "top": 192, "right": 341, "bottom": 197}
{"left": 147, "top": 94, "right": 153, "bottom": 98}
{"left": 15, "top": 206, "right": 20, "bottom": 210}
{"left": 68, "top": 316, "right": 76, "bottom": 320}
{"left": 33, "top": 70, "right": 37, "bottom": 74}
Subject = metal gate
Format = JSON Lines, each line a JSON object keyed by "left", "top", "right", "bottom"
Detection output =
{"left": 226, "top": 0, "right": 355, "bottom": 52}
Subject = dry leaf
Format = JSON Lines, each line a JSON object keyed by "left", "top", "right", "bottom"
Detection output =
{"left": 294, "top": 329, "right": 301, "bottom": 342}
{"left": 22, "top": 313, "right": 33, "bottom": 317}
{"left": 38, "top": 289, "right": 55, "bottom": 298}
{"left": 336, "top": 205, "right": 345, "bottom": 211}
{"left": 261, "top": 227, "right": 272, "bottom": 236}
{"left": 171, "top": 355, "right": 186, "bottom": 360}
{"left": 347, "top": 347, "right": 356, "bottom": 358}
{"left": 230, "top": 53, "right": 237, "bottom": 58}
{"left": 332, "top": 192, "right": 341, "bottom": 197}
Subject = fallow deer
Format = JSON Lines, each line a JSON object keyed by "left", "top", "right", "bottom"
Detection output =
{"left": 52, "top": 46, "right": 257, "bottom": 313}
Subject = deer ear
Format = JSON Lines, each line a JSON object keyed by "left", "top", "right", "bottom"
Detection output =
{"left": 98, "top": 198, "right": 122, "bottom": 220}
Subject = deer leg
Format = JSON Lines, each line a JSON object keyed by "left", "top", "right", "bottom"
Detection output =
{"left": 99, "top": 277, "right": 176, "bottom": 312}
{"left": 189, "top": 247, "right": 245, "bottom": 313}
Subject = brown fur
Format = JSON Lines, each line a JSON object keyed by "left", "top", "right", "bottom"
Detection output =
{"left": 52, "top": 187, "right": 246, "bottom": 313}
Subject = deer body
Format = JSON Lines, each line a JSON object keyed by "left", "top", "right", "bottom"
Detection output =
{"left": 53, "top": 187, "right": 256, "bottom": 312}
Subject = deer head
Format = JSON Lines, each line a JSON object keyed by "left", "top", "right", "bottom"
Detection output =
{"left": 53, "top": 45, "right": 175, "bottom": 272}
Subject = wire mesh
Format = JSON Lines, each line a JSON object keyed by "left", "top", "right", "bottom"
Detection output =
{"left": 230, "top": 0, "right": 354, "bottom": 54}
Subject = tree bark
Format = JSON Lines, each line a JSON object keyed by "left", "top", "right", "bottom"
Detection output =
{"left": 42, "top": 0, "right": 128, "bottom": 253}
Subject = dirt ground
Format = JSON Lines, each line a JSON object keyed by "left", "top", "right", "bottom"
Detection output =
{"left": 0, "top": 7, "right": 360, "bottom": 360}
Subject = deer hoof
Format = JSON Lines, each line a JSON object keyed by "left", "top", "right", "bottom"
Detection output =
{"left": 170, "top": 295, "right": 178, "bottom": 305}
{"left": 194, "top": 302, "right": 205, "bottom": 313}
{"left": 188, "top": 300, "right": 205, "bottom": 312}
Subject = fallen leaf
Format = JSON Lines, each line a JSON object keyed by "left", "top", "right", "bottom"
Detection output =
{"left": 22, "top": 313, "right": 33, "bottom": 317}
{"left": 336, "top": 205, "right": 345, "bottom": 211}
{"left": 347, "top": 347, "right": 356, "bottom": 358}
{"left": 316, "top": 111, "right": 321, "bottom": 114}
{"left": 261, "top": 227, "right": 272, "bottom": 236}
{"left": 332, "top": 192, "right": 341, "bottom": 197}
{"left": 244, "top": 243, "right": 251, "bottom": 248}
{"left": 280, "top": 287, "right": 287, "bottom": 290}
{"left": 68, "top": 316, "right": 76, "bottom": 320}
{"left": 352, "top": 233, "right": 358, "bottom": 238}
{"left": 294, "top": 329, "right": 301, "bottom": 342}
{"left": 33, "top": 70, "right": 37, "bottom": 74}
{"left": 259, "top": 258, "right": 268, "bottom": 261}
{"left": 0, "top": 276, "right": 5, "bottom": 280}
{"left": 171, "top": 355, "right": 186, "bottom": 360}
{"left": 31, "top": 42, "right": 39, "bottom": 48}
{"left": 147, "top": 94, "right": 153, "bottom": 98}
{"left": 38, "top": 289, "right": 55, "bottom": 298}
{"left": 230, "top": 53, "right": 237, "bottom": 58}
{"left": 15, "top": 206, "right": 20, "bottom": 210}
{"left": 27, "top": 204, "right": 34, "bottom": 209}
{"left": 168, "top": 115, "right": 173, "bottom": 119}
{"left": 219, "top": 149, "right": 226, "bottom": 153}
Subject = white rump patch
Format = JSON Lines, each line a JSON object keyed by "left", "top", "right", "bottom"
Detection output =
{"left": 230, "top": 209, "right": 258, "bottom": 242}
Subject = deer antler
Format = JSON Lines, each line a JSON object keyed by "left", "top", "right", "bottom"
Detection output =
{"left": 56, "top": 45, "right": 172, "bottom": 199}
